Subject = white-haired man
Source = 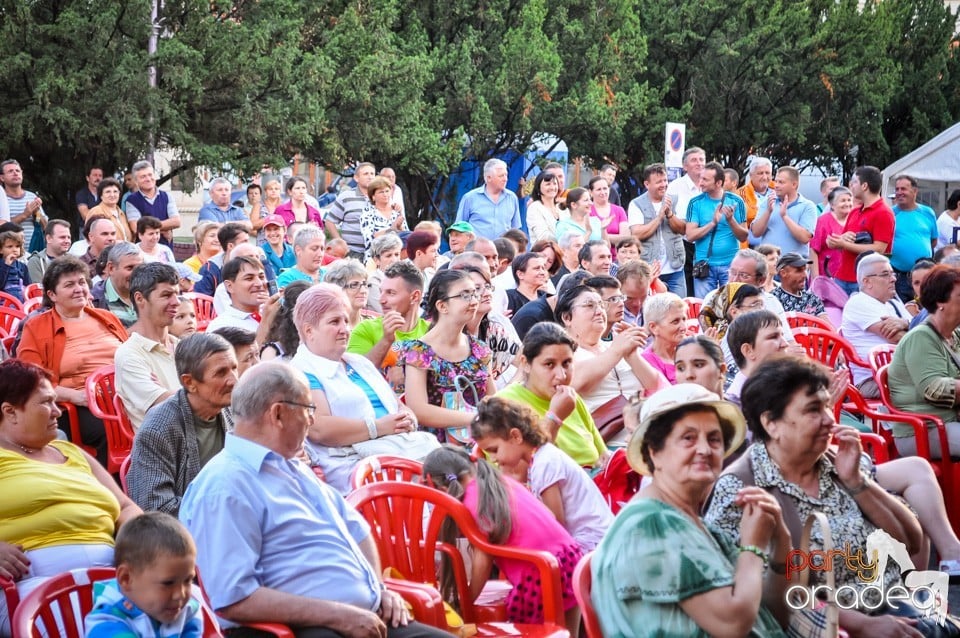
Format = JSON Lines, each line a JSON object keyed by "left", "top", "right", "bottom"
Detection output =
{"left": 455, "top": 158, "right": 521, "bottom": 240}
{"left": 841, "top": 253, "right": 909, "bottom": 398}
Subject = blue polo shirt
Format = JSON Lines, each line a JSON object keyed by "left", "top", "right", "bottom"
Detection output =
{"left": 890, "top": 204, "right": 937, "bottom": 271}
{"left": 198, "top": 202, "right": 248, "bottom": 224}
{"left": 688, "top": 192, "right": 747, "bottom": 266}
{"left": 455, "top": 186, "right": 521, "bottom": 240}
{"left": 748, "top": 194, "right": 818, "bottom": 256}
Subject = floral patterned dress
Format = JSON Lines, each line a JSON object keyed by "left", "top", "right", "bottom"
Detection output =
{"left": 394, "top": 336, "right": 492, "bottom": 442}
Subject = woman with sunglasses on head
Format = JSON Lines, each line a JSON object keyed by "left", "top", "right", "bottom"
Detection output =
{"left": 397, "top": 269, "right": 496, "bottom": 442}
{"left": 525, "top": 172, "right": 562, "bottom": 244}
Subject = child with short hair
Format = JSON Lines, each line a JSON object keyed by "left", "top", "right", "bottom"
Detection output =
{"left": 470, "top": 397, "right": 613, "bottom": 552}
{"left": 423, "top": 445, "right": 583, "bottom": 636}
{"left": 137, "top": 216, "right": 176, "bottom": 264}
{"left": 85, "top": 511, "right": 203, "bottom": 638}
{"left": 169, "top": 298, "right": 197, "bottom": 338}
{"left": 0, "top": 230, "right": 30, "bottom": 301}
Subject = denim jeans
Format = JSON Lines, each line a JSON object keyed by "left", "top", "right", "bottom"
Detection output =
{"left": 659, "top": 270, "right": 687, "bottom": 297}
{"left": 833, "top": 277, "right": 859, "bottom": 297}
{"left": 693, "top": 265, "right": 728, "bottom": 299}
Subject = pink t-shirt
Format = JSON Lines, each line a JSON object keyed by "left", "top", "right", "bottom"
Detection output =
{"left": 809, "top": 211, "right": 845, "bottom": 278}
{"left": 590, "top": 204, "right": 628, "bottom": 256}
{"left": 641, "top": 347, "right": 676, "bottom": 385}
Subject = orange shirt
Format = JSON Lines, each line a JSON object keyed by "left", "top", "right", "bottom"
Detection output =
{"left": 59, "top": 318, "right": 124, "bottom": 390}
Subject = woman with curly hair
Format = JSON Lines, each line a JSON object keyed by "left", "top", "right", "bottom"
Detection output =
{"left": 260, "top": 280, "right": 311, "bottom": 361}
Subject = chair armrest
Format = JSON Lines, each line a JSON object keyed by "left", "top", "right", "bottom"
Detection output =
{"left": 244, "top": 623, "right": 296, "bottom": 638}
{"left": 465, "top": 537, "right": 565, "bottom": 627}
{"left": 1, "top": 575, "right": 19, "bottom": 621}
{"left": 858, "top": 432, "right": 889, "bottom": 464}
{"left": 384, "top": 578, "right": 445, "bottom": 628}
{"left": 57, "top": 402, "right": 97, "bottom": 458}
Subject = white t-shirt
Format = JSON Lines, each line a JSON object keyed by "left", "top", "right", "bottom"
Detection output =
{"left": 205, "top": 304, "right": 260, "bottom": 334}
{"left": 139, "top": 243, "right": 176, "bottom": 264}
{"left": 529, "top": 442, "right": 613, "bottom": 552}
{"left": 572, "top": 343, "right": 643, "bottom": 412}
{"left": 627, "top": 198, "right": 678, "bottom": 275}
{"left": 664, "top": 174, "right": 700, "bottom": 221}
{"left": 840, "top": 292, "right": 908, "bottom": 385}
{"left": 936, "top": 211, "right": 960, "bottom": 249}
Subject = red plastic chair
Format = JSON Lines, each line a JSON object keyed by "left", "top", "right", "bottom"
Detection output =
{"left": 185, "top": 292, "right": 216, "bottom": 331}
{"left": 785, "top": 311, "right": 834, "bottom": 332}
{"left": 0, "top": 290, "right": 23, "bottom": 312}
{"left": 348, "top": 481, "right": 569, "bottom": 637}
{"left": 22, "top": 295, "right": 42, "bottom": 314}
{"left": 793, "top": 327, "right": 879, "bottom": 418}
{"left": 869, "top": 343, "right": 896, "bottom": 372}
{"left": 349, "top": 454, "right": 424, "bottom": 490}
{"left": 0, "top": 305, "right": 25, "bottom": 337}
{"left": 85, "top": 366, "right": 134, "bottom": 474}
{"left": 57, "top": 402, "right": 97, "bottom": 459}
{"left": 683, "top": 297, "right": 702, "bottom": 319}
{"left": 572, "top": 552, "right": 602, "bottom": 638}
{"left": 119, "top": 455, "right": 132, "bottom": 494}
{"left": 24, "top": 283, "right": 43, "bottom": 300}
{"left": 11, "top": 567, "right": 117, "bottom": 638}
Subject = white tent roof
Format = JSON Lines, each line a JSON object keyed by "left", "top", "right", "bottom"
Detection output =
{"left": 882, "top": 122, "right": 960, "bottom": 203}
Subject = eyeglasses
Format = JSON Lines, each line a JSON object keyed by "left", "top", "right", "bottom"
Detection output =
{"left": 737, "top": 299, "right": 766, "bottom": 310}
{"left": 474, "top": 283, "right": 494, "bottom": 293}
{"left": 604, "top": 294, "right": 626, "bottom": 305}
{"left": 575, "top": 300, "right": 607, "bottom": 312}
{"left": 343, "top": 280, "right": 369, "bottom": 291}
{"left": 864, "top": 271, "right": 895, "bottom": 280}
{"left": 444, "top": 290, "right": 481, "bottom": 302}
{"left": 728, "top": 269, "right": 760, "bottom": 281}
{"left": 279, "top": 400, "right": 316, "bottom": 416}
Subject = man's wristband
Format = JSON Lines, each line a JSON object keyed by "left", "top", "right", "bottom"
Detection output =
{"left": 365, "top": 417, "right": 379, "bottom": 440}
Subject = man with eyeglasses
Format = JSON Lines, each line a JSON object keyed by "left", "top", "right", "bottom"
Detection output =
{"left": 127, "top": 332, "right": 238, "bottom": 515}
{"left": 841, "top": 253, "right": 909, "bottom": 398}
{"left": 771, "top": 252, "right": 831, "bottom": 324}
{"left": 586, "top": 275, "right": 639, "bottom": 342}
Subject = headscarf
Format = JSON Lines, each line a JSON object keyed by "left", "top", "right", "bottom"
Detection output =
{"left": 699, "top": 282, "right": 746, "bottom": 339}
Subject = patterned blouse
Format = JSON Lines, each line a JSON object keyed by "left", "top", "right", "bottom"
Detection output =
{"left": 360, "top": 208, "right": 405, "bottom": 257}
{"left": 704, "top": 443, "right": 900, "bottom": 606}
{"left": 394, "top": 336, "right": 492, "bottom": 441}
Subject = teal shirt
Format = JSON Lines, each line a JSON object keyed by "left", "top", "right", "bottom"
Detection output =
{"left": 688, "top": 192, "right": 747, "bottom": 266}
{"left": 890, "top": 204, "right": 937, "bottom": 271}
{"left": 276, "top": 266, "right": 325, "bottom": 289}
{"left": 591, "top": 498, "right": 786, "bottom": 638}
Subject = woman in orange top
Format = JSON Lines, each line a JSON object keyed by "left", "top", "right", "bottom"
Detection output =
{"left": 17, "top": 255, "right": 127, "bottom": 466}
{"left": 86, "top": 178, "right": 132, "bottom": 241}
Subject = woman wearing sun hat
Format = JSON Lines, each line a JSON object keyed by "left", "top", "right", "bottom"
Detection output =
{"left": 590, "top": 383, "right": 792, "bottom": 637}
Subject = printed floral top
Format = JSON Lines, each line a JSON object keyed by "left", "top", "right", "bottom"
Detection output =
{"left": 395, "top": 336, "right": 492, "bottom": 441}
{"left": 360, "top": 208, "right": 406, "bottom": 257}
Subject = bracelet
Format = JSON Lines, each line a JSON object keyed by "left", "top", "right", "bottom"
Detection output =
{"left": 846, "top": 476, "right": 870, "bottom": 496}
{"left": 365, "top": 417, "right": 379, "bottom": 440}
{"left": 544, "top": 411, "right": 563, "bottom": 427}
{"left": 739, "top": 544, "right": 769, "bottom": 566}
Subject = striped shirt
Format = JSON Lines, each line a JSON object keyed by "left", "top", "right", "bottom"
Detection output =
{"left": 327, "top": 187, "right": 371, "bottom": 254}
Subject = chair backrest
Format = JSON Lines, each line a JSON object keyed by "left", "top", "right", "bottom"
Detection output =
{"left": 683, "top": 297, "right": 702, "bottom": 319}
{"left": 84, "top": 365, "right": 134, "bottom": 474}
{"left": 792, "top": 327, "right": 869, "bottom": 370}
{"left": 0, "top": 290, "right": 23, "bottom": 312}
{"left": 0, "top": 305, "right": 25, "bottom": 337}
{"left": 24, "top": 283, "right": 43, "bottom": 300}
{"left": 11, "top": 567, "right": 116, "bottom": 638}
{"left": 869, "top": 344, "right": 896, "bottom": 372}
{"left": 22, "top": 295, "right": 43, "bottom": 314}
{"left": 349, "top": 455, "right": 424, "bottom": 490}
{"left": 572, "top": 552, "right": 603, "bottom": 638}
{"left": 119, "top": 454, "right": 132, "bottom": 493}
{"left": 785, "top": 311, "right": 834, "bottom": 332}
{"left": 185, "top": 292, "right": 217, "bottom": 331}
{"left": 347, "top": 481, "right": 566, "bottom": 627}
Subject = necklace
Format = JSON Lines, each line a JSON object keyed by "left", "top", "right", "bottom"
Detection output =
{"left": 0, "top": 435, "right": 39, "bottom": 455}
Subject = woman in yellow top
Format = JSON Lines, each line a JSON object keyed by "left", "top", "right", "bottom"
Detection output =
{"left": 182, "top": 221, "right": 222, "bottom": 274}
{"left": 0, "top": 359, "right": 140, "bottom": 636}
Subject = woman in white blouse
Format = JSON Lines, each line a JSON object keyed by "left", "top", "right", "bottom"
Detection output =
{"left": 525, "top": 172, "right": 562, "bottom": 243}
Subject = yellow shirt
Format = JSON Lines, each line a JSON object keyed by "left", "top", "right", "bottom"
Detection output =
{"left": 0, "top": 441, "right": 119, "bottom": 551}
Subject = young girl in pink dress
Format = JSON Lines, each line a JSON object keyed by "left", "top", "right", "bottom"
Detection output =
{"left": 422, "top": 445, "right": 582, "bottom": 635}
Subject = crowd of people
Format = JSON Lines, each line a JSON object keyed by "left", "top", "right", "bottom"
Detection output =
{"left": 2, "top": 152, "right": 960, "bottom": 638}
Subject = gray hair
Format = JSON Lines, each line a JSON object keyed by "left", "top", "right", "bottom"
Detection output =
{"left": 483, "top": 158, "right": 507, "bottom": 177}
{"left": 643, "top": 292, "right": 686, "bottom": 325}
{"left": 449, "top": 251, "right": 486, "bottom": 271}
{"left": 942, "top": 253, "right": 960, "bottom": 267}
{"left": 107, "top": 241, "right": 142, "bottom": 266}
{"left": 293, "top": 225, "right": 325, "bottom": 250}
{"left": 557, "top": 231, "right": 581, "bottom": 250}
{"left": 131, "top": 160, "right": 153, "bottom": 174}
{"left": 735, "top": 248, "right": 767, "bottom": 281}
{"left": 370, "top": 233, "right": 402, "bottom": 259}
{"left": 856, "top": 253, "right": 891, "bottom": 286}
{"left": 209, "top": 176, "right": 231, "bottom": 191}
{"left": 323, "top": 258, "right": 367, "bottom": 287}
{"left": 232, "top": 362, "right": 309, "bottom": 422}
{"left": 748, "top": 157, "right": 773, "bottom": 174}
{"left": 174, "top": 333, "right": 233, "bottom": 381}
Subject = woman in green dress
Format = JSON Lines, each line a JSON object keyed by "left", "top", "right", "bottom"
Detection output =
{"left": 591, "top": 383, "right": 791, "bottom": 637}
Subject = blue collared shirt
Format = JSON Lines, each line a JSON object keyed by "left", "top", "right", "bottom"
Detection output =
{"left": 455, "top": 186, "right": 521, "bottom": 240}
{"left": 748, "top": 194, "right": 818, "bottom": 256}
{"left": 198, "top": 202, "right": 248, "bottom": 224}
{"left": 179, "top": 435, "right": 380, "bottom": 622}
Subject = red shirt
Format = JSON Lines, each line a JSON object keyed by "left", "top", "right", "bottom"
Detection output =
{"left": 835, "top": 198, "right": 895, "bottom": 283}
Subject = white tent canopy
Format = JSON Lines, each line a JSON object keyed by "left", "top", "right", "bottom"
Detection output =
{"left": 882, "top": 122, "right": 960, "bottom": 211}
